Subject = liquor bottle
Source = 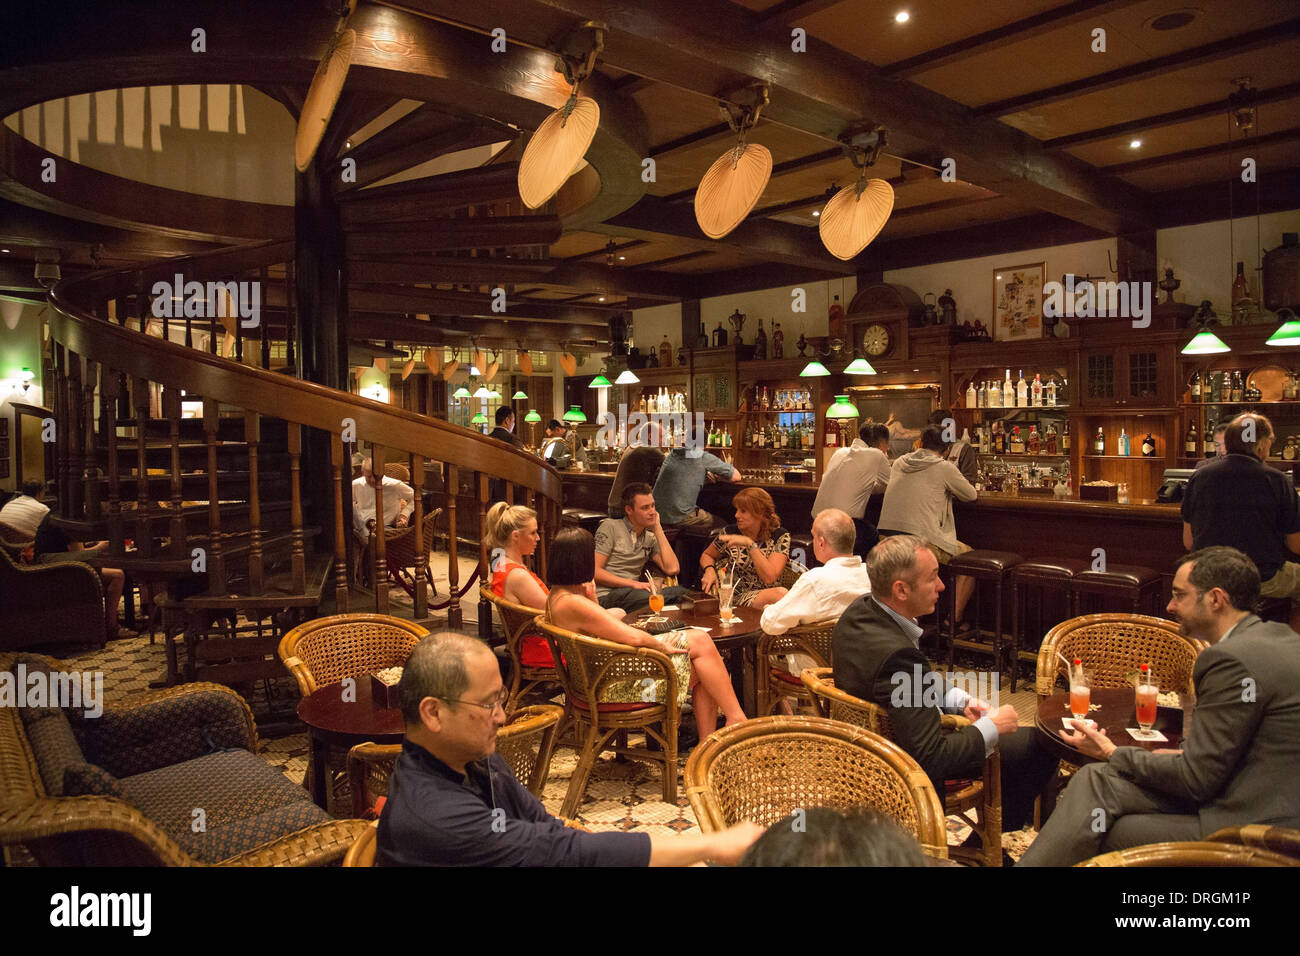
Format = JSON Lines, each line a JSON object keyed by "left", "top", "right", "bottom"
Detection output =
{"left": 1046, "top": 376, "right": 1058, "bottom": 406}
{"left": 966, "top": 380, "right": 977, "bottom": 409}
{"left": 1032, "top": 373, "right": 1043, "bottom": 407}
{"left": 976, "top": 381, "right": 986, "bottom": 408}
{"left": 1028, "top": 425, "right": 1040, "bottom": 455}
{"left": 1190, "top": 370, "right": 1202, "bottom": 402}
{"left": 825, "top": 425, "right": 838, "bottom": 447}
{"left": 725, "top": 427, "right": 733, "bottom": 448}
{"left": 1045, "top": 422, "right": 1058, "bottom": 455}
{"left": 1094, "top": 426, "right": 1105, "bottom": 454}
{"left": 1245, "top": 378, "right": 1262, "bottom": 402}
{"left": 1209, "top": 370, "right": 1223, "bottom": 403}
{"left": 828, "top": 294, "right": 845, "bottom": 342}
{"left": 1002, "top": 369, "right": 1014, "bottom": 407}
{"left": 638, "top": 394, "right": 647, "bottom": 414}
{"left": 1062, "top": 422, "right": 1071, "bottom": 453}
{"left": 1231, "top": 371, "right": 1244, "bottom": 403}
{"left": 708, "top": 421, "right": 717, "bottom": 446}
{"left": 1017, "top": 370, "right": 1029, "bottom": 407}
{"left": 1141, "top": 432, "right": 1156, "bottom": 457}
{"left": 772, "top": 322, "right": 784, "bottom": 358}
{"left": 1010, "top": 425, "right": 1024, "bottom": 455}
{"left": 988, "top": 379, "right": 1001, "bottom": 409}
{"left": 761, "top": 386, "right": 770, "bottom": 410}
{"left": 1232, "top": 261, "right": 1250, "bottom": 305}
{"left": 1118, "top": 428, "right": 1131, "bottom": 457}
{"left": 1203, "top": 420, "right": 1215, "bottom": 456}
{"left": 1060, "top": 377, "right": 1070, "bottom": 405}
{"left": 802, "top": 424, "right": 811, "bottom": 450}
{"left": 1285, "top": 371, "right": 1298, "bottom": 401}
{"left": 1185, "top": 422, "right": 1198, "bottom": 456}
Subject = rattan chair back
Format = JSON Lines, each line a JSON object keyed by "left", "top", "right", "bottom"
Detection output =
{"left": 756, "top": 618, "right": 837, "bottom": 714}
{"left": 277, "top": 613, "right": 428, "bottom": 697}
{"left": 684, "top": 715, "right": 947, "bottom": 859}
{"left": 342, "top": 822, "right": 378, "bottom": 867}
{"left": 800, "top": 667, "right": 897, "bottom": 735}
{"left": 0, "top": 520, "right": 34, "bottom": 557}
{"left": 480, "top": 585, "right": 559, "bottom": 708}
{"left": 1206, "top": 824, "right": 1300, "bottom": 860}
{"left": 383, "top": 509, "right": 442, "bottom": 576}
{"left": 533, "top": 614, "right": 679, "bottom": 711}
{"left": 1077, "top": 841, "right": 1300, "bottom": 867}
{"left": 1036, "top": 613, "right": 1203, "bottom": 701}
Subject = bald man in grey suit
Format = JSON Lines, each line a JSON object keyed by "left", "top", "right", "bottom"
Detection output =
{"left": 1019, "top": 546, "right": 1300, "bottom": 866}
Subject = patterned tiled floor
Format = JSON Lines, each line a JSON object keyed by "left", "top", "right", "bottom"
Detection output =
{"left": 56, "top": 631, "right": 1043, "bottom": 862}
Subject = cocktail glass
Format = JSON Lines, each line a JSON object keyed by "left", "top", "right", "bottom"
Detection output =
{"left": 1069, "top": 666, "right": 1093, "bottom": 722}
{"left": 644, "top": 577, "right": 665, "bottom": 623}
{"left": 717, "top": 565, "right": 735, "bottom": 625}
{"left": 1135, "top": 675, "right": 1159, "bottom": 732}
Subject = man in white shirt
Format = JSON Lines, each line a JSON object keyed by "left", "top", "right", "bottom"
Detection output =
{"left": 0, "top": 481, "right": 49, "bottom": 538}
{"left": 812, "top": 423, "right": 891, "bottom": 558}
{"left": 760, "top": 509, "right": 871, "bottom": 703}
{"left": 351, "top": 458, "right": 413, "bottom": 541}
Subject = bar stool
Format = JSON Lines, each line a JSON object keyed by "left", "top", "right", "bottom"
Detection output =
{"left": 945, "top": 550, "right": 1023, "bottom": 678}
{"left": 1010, "top": 558, "right": 1088, "bottom": 692}
{"left": 1072, "top": 564, "right": 1163, "bottom": 616}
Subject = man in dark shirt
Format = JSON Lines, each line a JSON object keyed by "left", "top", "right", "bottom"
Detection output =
{"left": 376, "top": 632, "right": 761, "bottom": 866}
{"left": 489, "top": 407, "right": 522, "bottom": 447}
{"left": 607, "top": 421, "right": 666, "bottom": 517}
{"left": 832, "top": 535, "right": 1058, "bottom": 848}
{"left": 1183, "top": 413, "right": 1300, "bottom": 629}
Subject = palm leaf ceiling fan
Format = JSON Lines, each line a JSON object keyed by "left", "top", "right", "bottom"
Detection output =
{"left": 818, "top": 128, "right": 895, "bottom": 260}
{"left": 295, "top": 0, "right": 359, "bottom": 172}
{"left": 694, "top": 84, "right": 772, "bottom": 240}
{"left": 517, "top": 22, "right": 606, "bottom": 209}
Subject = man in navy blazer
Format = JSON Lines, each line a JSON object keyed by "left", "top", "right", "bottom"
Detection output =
{"left": 832, "top": 535, "right": 1058, "bottom": 844}
{"left": 1019, "top": 546, "right": 1300, "bottom": 865}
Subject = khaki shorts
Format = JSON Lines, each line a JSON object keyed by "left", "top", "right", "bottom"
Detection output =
{"left": 1260, "top": 561, "right": 1300, "bottom": 599}
{"left": 929, "top": 540, "right": 972, "bottom": 566}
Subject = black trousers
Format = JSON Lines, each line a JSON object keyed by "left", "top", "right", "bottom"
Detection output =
{"left": 995, "top": 730, "right": 1062, "bottom": 831}
{"left": 852, "top": 517, "right": 879, "bottom": 559}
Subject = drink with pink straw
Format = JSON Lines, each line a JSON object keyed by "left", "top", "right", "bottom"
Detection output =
{"left": 1069, "top": 659, "right": 1092, "bottom": 722}
{"left": 1135, "top": 663, "right": 1158, "bottom": 732}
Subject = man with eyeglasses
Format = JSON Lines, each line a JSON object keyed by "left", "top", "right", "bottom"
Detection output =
{"left": 1018, "top": 547, "right": 1300, "bottom": 866}
{"left": 376, "top": 632, "right": 762, "bottom": 866}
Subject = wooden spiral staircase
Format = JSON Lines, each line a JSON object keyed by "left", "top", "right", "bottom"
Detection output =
{"left": 44, "top": 239, "right": 563, "bottom": 693}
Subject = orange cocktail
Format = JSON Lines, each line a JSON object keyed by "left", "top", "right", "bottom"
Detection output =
{"left": 1068, "top": 660, "right": 1092, "bottom": 722}
{"left": 1135, "top": 685, "right": 1158, "bottom": 730}
{"left": 648, "top": 593, "right": 665, "bottom": 615}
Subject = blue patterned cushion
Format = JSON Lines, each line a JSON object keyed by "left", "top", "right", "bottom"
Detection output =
{"left": 122, "top": 750, "right": 328, "bottom": 863}
{"left": 63, "top": 762, "right": 128, "bottom": 801}
{"left": 79, "top": 689, "right": 252, "bottom": 777}
{"left": 23, "top": 711, "right": 86, "bottom": 797}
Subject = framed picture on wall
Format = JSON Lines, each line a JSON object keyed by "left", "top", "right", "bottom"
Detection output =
{"left": 992, "top": 262, "right": 1045, "bottom": 341}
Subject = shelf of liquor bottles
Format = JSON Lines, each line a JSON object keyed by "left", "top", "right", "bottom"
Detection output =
{"left": 1180, "top": 356, "right": 1300, "bottom": 470}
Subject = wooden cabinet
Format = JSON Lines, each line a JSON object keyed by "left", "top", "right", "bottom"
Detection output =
{"left": 1080, "top": 344, "right": 1174, "bottom": 408}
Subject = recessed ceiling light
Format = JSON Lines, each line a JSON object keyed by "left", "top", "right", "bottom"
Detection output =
{"left": 598, "top": 296, "right": 605, "bottom": 301}
{"left": 0, "top": 249, "right": 8, "bottom": 253}
{"left": 1129, "top": 139, "right": 1142, "bottom": 149}
{"left": 1148, "top": 10, "right": 1197, "bottom": 31}
{"left": 812, "top": 210, "right": 820, "bottom": 217}
{"left": 995, "top": 274, "right": 1002, "bottom": 280}
{"left": 345, "top": 140, "right": 352, "bottom": 149}
{"left": 895, "top": 10, "right": 910, "bottom": 23}
{"left": 618, "top": 255, "right": 625, "bottom": 260}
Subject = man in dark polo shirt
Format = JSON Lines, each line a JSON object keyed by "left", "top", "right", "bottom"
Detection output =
{"left": 1183, "top": 413, "right": 1300, "bottom": 629}
{"left": 376, "top": 632, "right": 761, "bottom": 866}
{"left": 607, "top": 421, "right": 666, "bottom": 517}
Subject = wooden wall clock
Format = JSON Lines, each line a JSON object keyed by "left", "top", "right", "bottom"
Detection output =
{"left": 846, "top": 283, "right": 924, "bottom": 362}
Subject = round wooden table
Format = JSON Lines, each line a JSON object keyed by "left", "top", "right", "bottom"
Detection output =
{"left": 297, "top": 677, "right": 405, "bottom": 809}
{"left": 1035, "top": 686, "right": 1185, "bottom": 765}
{"left": 628, "top": 603, "right": 764, "bottom": 714}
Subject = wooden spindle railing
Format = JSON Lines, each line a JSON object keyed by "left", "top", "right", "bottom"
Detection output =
{"left": 370, "top": 443, "right": 390, "bottom": 614}
{"left": 412, "top": 453, "right": 427, "bottom": 619}
{"left": 164, "top": 386, "right": 186, "bottom": 557}
{"left": 330, "top": 434, "right": 349, "bottom": 612}
{"left": 133, "top": 373, "right": 153, "bottom": 558}
{"left": 445, "top": 462, "right": 460, "bottom": 628}
{"left": 244, "top": 411, "right": 263, "bottom": 594}
{"left": 101, "top": 367, "right": 125, "bottom": 554}
{"left": 288, "top": 423, "right": 306, "bottom": 593}
{"left": 81, "top": 355, "right": 100, "bottom": 522}
{"left": 66, "top": 350, "right": 84, "bottom": 520}
{"left": 202, "top": 398, "right": 228, "bottom": 595}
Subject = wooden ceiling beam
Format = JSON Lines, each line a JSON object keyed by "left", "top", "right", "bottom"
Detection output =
{"left": 755, "top": 0, "right": 847, "bottom": 25}
{"left": 1043, "top": 81, "right": 1300, "bottom": 150}
{"left": 349, "top": 283, "right": 618, "bottom": 322}
{"left": 337, "top": 111, "right": 512, "bottom": 192}
{"left": 401, "top": 0, "right": 1152, "bottom": 232}
{"left": 348, "top": 255, "right": 552, "bottom": 285}
{"left": 343, "top": 216, "right": 563, "bottom": 256}
{"left": 543, "top": 260, "right": 694, "bottom": 300}
{"left": 976, "top": 19, "right": 1300, "bottom": 117}
{"left": 337, "top": 164, "right": 523, "bottom": 226}
{"left": 351, "top": 313, "right": 606, "bottom": 348}
{"left": 594, "top": 194, "right": 855, "bottom": 272}
{"left": 318, "top": 92, "right": 404, "bottom": 164}
{"left": 881, "top": 0, "right": 1140, "bottom": 78}
{"left": 1101, "top": 127, "right": 1300, "bottom": 175}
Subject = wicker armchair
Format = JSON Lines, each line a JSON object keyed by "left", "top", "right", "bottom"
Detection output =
{"left": 345, "top": 704, "right": 564, "bottom": 819}
{"left": 480, "top": 585, "right": 563, "bottom": 713}
{"left": 534, "top": 615, "right": 680, "bottom": 819}
{"left": 0, "top": 519, "right": 34, "bottom": 559}
{"left": 278, "top": 614, "right": 428, "bottom": 815}
{"left": 755, "top": 617, "right": 837, "bottom": 716}
{"left": 1206, "top": 824, "right": 1300, "bottom": 861}
{"left": 684, "top": 715, "right": 948, "bottom": 860}
{"left": 1077, "top": 841, "right": 1299, "bottom": 867}
{"left": 0, "top": 545, "right": 106, "bottom": 651}
{"left": 277, "top": 613, "right": 428, "bottom": 697}
{"left": 0, "top": 653, "right": 368, "bottom": 866}
{"left": 378, "top": 509, "right": 443, "bottom": 600}
{"left": 801, "top": 667, "right": 1002, "bottom": 866}
{"left": 1036, "top": 613, "right": 1204, "bottom": 701}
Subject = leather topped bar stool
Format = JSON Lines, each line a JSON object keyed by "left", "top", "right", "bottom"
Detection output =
{"left": 1072, "top": 564, "right": 1162, "bottom": 616}
{"left": 1010, "top": 558, "right": 1089, "bottom": 692}
{"left": 945, "top": 550, "right": 1023, "bottom": 679}
{"left": 561, "top": 508, "right": 607, "bottom": 534}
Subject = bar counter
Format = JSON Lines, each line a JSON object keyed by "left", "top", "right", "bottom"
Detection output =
{"left": 560, "top": 469, "right": 1185, "bottom": 593}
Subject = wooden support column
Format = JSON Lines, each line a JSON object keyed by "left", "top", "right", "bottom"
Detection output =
{"left": 288, "top": 423, "right": 306, "bottom": 593}
{"left": 132, "top": 374, "right": 153, "bottom": 558}
{"left": 371, "top": 444, "right": 389, "bottom": 613}
{"left": 412, "top": 454, "right": 428, "bottom": 619}
{"left": 101, "top": 368, "right": 125, "bottom": 553}
{"left": 330, "top": 434, "right": 349, "bottom": 612}
{"left": 446, "top": 462, "right": 461, "bottom": 630}
{"left": 478, "top": 472, "right": 491, "bottom": 641}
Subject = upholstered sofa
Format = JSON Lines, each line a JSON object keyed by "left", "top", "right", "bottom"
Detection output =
{"left": 0, "top": 546, "right": 106, "bottom": 651}
{"left": 0, "top": 653, "right": 368, "bottom": 866}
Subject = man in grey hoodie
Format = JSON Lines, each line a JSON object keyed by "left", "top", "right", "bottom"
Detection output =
{"left": 877, "top": 425, "right": 978, "bottom": 625}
